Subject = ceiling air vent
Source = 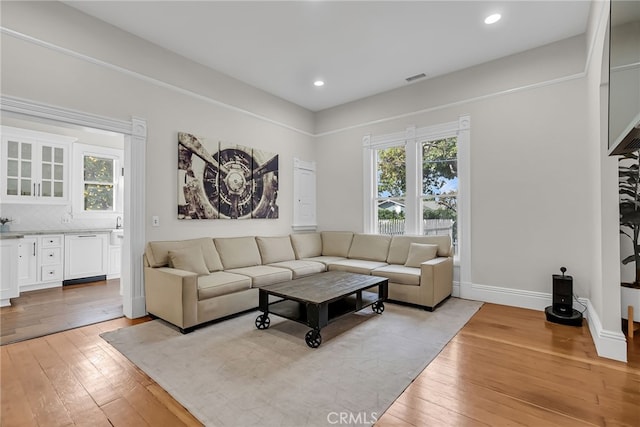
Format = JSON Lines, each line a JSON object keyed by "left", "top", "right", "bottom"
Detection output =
{"left": 405, "top": 73, "right": 426, "bottom": 83}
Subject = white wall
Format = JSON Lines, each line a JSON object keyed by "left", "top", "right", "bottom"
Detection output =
{"left": 1, "top": 1, "right": 316, "bottom": 241}
{"left": 314, "top": 0, "right": 626, "bottom": 361}
{"left": 314, "top": 35, "right": 586, "bottom": 135}
{"left": 315, "top": 36, "right": 594, "bottom": 299}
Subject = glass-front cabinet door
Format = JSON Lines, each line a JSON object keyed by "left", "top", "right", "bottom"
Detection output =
{"left": 1, "top": 126, "right": 75, "bottom": 204}
{"left": 5, "top": 137, "right": 35, "bottom": 198}
{"left": 40, "top": 144, "right": 66, "bottom": 200}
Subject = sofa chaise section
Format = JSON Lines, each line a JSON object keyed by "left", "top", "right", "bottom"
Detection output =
{"left": 372, "top": 235, "right": 453, "bottom": 310}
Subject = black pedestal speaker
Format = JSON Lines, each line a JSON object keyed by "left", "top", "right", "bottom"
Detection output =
{"left": 545, "top": 267, "right": 583, "bottom": 326}
{"left": 552, "top": 270, "right": 573, "bottom": 316}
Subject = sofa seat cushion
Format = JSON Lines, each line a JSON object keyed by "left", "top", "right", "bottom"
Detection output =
{"left": 225, "top": 265, "right": 293, "bottom": 288}
{"left": 327, "top": 259, "right": 388, "bottom": 275}
{"left": 269, "top": 260, "right": 326, "bottom": 279}
{"left": 371, "top": 265, "right": 420, "bottom": 286}
{"left": 197, "top": 271, "right": 252, "bottom": 300}
{"left": 302, "top": 256, "right": 347, "bottom": 266}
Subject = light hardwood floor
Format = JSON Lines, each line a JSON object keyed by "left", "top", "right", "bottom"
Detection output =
{"left": 0, "top": 279, "right": 123, "bottom": 345}
{"left": 378, "top": 304, "right": 640, "bottom": 426}
{"left": 1, "top": 302, "right": 638, "bottom": 426}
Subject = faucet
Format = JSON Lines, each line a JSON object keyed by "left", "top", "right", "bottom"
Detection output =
{"left": 116, "top": 216, "right": 122, "bottom": 229}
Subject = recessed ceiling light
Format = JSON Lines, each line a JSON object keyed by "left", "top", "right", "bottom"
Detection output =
{"left": 313, "top": 80, "right": 325, "bottom": 87}
{"left": 484, "top": 13, "right": 501, "bottom": 25}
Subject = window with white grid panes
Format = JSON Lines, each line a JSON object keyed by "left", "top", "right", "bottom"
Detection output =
{"left": 72, "top": 143, "right": 124, "bottom": 216}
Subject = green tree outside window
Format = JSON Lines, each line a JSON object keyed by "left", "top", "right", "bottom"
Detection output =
{"left": 84, "top": 155, "right": 115, "bottom": 211}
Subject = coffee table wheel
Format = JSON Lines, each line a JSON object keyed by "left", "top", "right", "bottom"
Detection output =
{"left": 305, "top": 329, "right": 322, "bottom": 348}
{"left": 255, "top": 314, "right": 270, "bottom": 330}
{"left": 372, "top": 301, "right": 385, "bottom": 314}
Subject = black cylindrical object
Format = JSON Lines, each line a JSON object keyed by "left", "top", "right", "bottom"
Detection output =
{"left": 552, "top": 269, "right": 573, "bottom": 316}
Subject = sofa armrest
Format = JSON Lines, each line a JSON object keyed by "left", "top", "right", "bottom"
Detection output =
{"left": 419, "top": 257, "right": 453, "bottom": 307}
{"left": 144, "top": 266, "right": 199, "bottom": 329}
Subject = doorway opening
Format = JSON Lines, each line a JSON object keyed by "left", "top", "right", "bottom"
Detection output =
{"left": 0, "top": 113, "right": 129, "bottom": 344}
{"left": 0, "top": 95, "right": 147, "bottom": 329}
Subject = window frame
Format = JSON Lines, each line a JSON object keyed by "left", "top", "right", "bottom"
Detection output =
{"left": 363, "top": 116, "right": 470, "bottom": 281}
{"left": 374, "top": 144, "right": 407, "bottom": 235}
{"left": 419, "top": 136, "right": 458, "bottom": 251}
{"left": 72, "top": 143, "right": 124, "bottom": 218}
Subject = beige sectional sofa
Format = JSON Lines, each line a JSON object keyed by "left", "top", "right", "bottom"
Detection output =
{"left": 144, "top": 231, "right": 453, "bottom": 332}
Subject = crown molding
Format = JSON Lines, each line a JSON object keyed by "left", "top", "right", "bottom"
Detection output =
{"left": 0, "top": 26, "right": 314, "bottom": 138}
{"left": 2, "top": 2, "right": 605, "bottom": 139}
{"left": 1, "top": 94, "right": 132, "bottom": 135}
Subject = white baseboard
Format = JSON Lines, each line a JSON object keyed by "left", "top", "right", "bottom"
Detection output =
{"left": 131, "top": 295, "right": 147, "bottom": 319}
{"left": 460, "top": 281, "right": 553, "bottom": 311}
{"left": 458, "top": 281, "right": 627, "bottom": 362}
{"left": 585, "top": 299, "right": 628, "bottom": 362}
{"left": 0, "top": 298, "right": 10, "bottom": 307}
{"left": 20, "top": 281, "right": 62, "bottom": 293}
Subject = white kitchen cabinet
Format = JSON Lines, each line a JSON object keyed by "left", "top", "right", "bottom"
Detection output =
{"left": 18, "top": 234, "right": 65, "bottom": 292}
{"left": 108, "top": 245, "right": 122, "bottom": 278}
{"left": 0, "top": 239, "right": 19, "bottom": 307}
{"left": 107, "top": 229, "right": 123, "bottom": 278}
{"left": 1, "top": 126, "right": 76, "bottom": 204}
{"left": 17, "top": 237, "right": 38, "bottom": 287}
{"left": 39, "top": 235, "right": 64, "bottom": 284}
{"left": 64, "top": 233, "right": 108, "bottom": 281}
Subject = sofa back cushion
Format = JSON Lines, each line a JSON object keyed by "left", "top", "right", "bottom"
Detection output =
{"left": 321, "top": 231, "right": 354, "bottom": 257}
{"left": 145, "top": 238, "right": 223, "bottom": 272}
{"left": 290, "top": 232, "right": 322, "bottom": 259}
{"left": 214, "top": 236, "right": 262, "bottom": 269}
{"left": 256, "top": 236, "right": 296, "bottom": 264}
{"left": 387, "top": 235, "right": 452, "bottom": 265}
{"left": 348, "top": 234, "right": 392, "bottom": 262}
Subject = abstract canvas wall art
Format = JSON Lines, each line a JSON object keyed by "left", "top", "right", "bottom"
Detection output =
{"left": 178, "top": 132, "right": 279, "bottom": 219}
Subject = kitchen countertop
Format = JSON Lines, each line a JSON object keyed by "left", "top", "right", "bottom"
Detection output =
{"left": 0, "top": 228, "right": 119, "bottom": 240}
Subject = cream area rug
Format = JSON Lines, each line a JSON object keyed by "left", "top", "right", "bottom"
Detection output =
{"left": 101, "top": 297, "right": 482, "bottom": 427}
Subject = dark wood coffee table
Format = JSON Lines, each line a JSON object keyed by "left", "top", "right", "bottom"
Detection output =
{"left": 255, "top": 271, "right": 388, "bottom": 348}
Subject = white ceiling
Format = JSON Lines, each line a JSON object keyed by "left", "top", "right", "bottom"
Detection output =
{"left": 64, "top": 1, "right": 592, "bottom": 112}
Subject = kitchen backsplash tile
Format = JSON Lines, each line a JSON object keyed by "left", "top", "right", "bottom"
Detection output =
{"left": 0, "top": 204, "right": 119, "bottom": 231}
